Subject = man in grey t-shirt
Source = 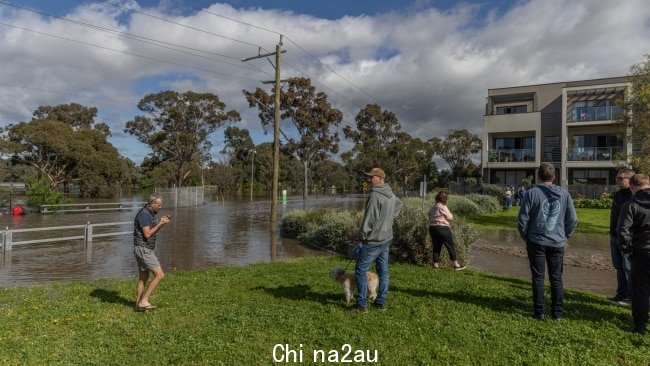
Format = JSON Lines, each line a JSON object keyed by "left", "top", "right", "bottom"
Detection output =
{"left": 134, "top": 193, "right": 171, "bottom": 311}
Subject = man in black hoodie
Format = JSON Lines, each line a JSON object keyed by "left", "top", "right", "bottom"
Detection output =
{"left": 618, "top": 174, "right": 650, "bottom": 334}
{"left": 609, "top": 168, "right": 635, "bottom": 304}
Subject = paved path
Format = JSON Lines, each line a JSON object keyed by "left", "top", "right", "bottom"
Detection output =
{"left": 471, "top": 246, "right": 616, "bottom": 297}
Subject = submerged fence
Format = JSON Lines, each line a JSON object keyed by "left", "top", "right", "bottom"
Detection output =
{"left": 155, "top": 186, "right": 205, "bottom": 208}
{"left": 1, "top": 221, "right": 131, "bottom": 252}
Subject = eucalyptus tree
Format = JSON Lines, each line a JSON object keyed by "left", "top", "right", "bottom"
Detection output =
{"left": 125, "top": 90, "right": 241, "bottom": 187}
{"left": 244, "top": 77, "right": 343, "bottom": 202}
{"left": 343, "top": 103, "right": 402, "bottom": 187}
{"left": 429, "top": 129, "right": 482, "bottom": 179}
{"left": 618, "top": 54, "right": 650, "bottom": 173}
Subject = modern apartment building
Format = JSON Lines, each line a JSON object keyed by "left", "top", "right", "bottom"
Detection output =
{"left": 481, "top": 76, "right": 631, "bottom": 196}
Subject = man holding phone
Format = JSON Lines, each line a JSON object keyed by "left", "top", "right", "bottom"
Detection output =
{"left": 133, "top": 193, "right": 171, "bottom": 311}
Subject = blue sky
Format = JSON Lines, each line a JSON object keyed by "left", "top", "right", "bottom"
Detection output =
{"left": 1, "top": 0, "right": 649, "bottom": 164}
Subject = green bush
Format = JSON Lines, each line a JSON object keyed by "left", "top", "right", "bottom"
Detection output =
{"left": 464, "top": 193, "right": 500, "bottom": 214}
{"left": 573, "top": 192, "right": 613, "bottom": 209}
{"left": 447, "top": 195, "right": 481, "bottom": 216}
{"left": 281, "top": 210, "right": 360, "bottom": 253}
{"left": 24, "top": 177, "right": 72, "bottom": 209}
{"left": 480, "top": 183, "right": 504, "bottom": 197}
{"left": 282, "top": 199, "right": 479, "bottom": 267}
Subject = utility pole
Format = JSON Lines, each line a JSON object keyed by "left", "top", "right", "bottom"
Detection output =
{"left": 242, "top": 35, "right": 286, "bottom": 229}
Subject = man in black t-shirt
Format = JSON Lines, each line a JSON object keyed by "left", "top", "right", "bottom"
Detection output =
{"left": 133, "top": 193, "right": 171, "bottom": 311}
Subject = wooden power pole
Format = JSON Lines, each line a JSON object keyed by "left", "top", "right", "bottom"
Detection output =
{"left": 242, "top": 36, "right": 285, "bottom": 230}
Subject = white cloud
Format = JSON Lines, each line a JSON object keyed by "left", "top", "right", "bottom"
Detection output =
{"left": 1, "top": 0, "right": 649, "bottom": 163}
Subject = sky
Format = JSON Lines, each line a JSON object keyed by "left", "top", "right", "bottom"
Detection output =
{"left": 1, "top": 0, "right": 649, "bottom": 165}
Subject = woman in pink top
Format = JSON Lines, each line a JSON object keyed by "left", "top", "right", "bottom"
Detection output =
{"left": 428, "top": 191, "right": 466, "bottom": 270}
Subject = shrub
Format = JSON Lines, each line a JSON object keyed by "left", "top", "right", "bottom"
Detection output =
{"left": 281, "top": 210, "right": 360, "bottom": 253}
{"left": 447, "top": 195, "right": 481, "bottom": 216}
{"left": 24, "top": 178, "right": 72, "bottom": 209}
{"left": 464, "top": 193, "right": 500, "bottom": 214}
{"left": 281, "top": 198, "right": 479, "bottom": 267}
{"left": 480, "top": 183, "right": 504, "bottom": 197}
{"left": 573, "top": 192, "right": 613, "bottom": 209}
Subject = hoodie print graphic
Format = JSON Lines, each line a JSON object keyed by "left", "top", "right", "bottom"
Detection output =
{"left": 542, "top": 198, "right": 560, "bottom": 230}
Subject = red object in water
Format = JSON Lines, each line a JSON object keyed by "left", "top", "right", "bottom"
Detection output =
{"left": 11, "top": 205, "right": 24, "bottom": 215}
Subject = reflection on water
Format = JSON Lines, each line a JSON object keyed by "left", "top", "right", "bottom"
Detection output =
{"left": 0, "top": 195, "right": 365, "bottom": 287}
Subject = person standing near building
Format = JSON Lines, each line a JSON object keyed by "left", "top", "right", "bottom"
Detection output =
{"left": 134, "top": 193, "right": 171, "bottom": 311}
{"left": 353, "top": 168, "right": 403, "bottom": 312}
{"left": 518, "top": 163, "right": 578, "bottom": 320}
{"left": 609, "top": 168, "right": 635, "bottom": 304}
{"left": 618, "top": 174, "right": 650, "bottom": 334}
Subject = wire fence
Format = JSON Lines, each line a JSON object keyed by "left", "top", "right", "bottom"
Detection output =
{"left": 154, "top": 186, "right": 205, "bottom": 208}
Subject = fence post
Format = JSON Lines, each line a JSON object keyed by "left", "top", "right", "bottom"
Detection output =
{"left": 5, "top": 227, "right": 12, "bottom": 252}
{"left": 84, "top": 222, "right": 93, "bottom": 247}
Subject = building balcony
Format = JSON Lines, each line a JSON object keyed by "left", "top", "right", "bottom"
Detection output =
{"left": 484, "top": 111, "right": 540, "bottom": 133}
{"left": 566, "top": 147, "right": 624, "bottom": 162}
{"left": 568, "top": 106, "right": 623, "bottom": 123}
{"left": 488, "top": 149, "right": 536, "bottom": 163}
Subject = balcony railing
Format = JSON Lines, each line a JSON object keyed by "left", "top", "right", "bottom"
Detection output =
{"left": 566, "top": 147, "right": 624, "bottom": 161}
{"left": 569, "top": 106, "right": 623, "bottom": 122}
{"left": 488, "top": 149, "right": 536, "bottom": 163}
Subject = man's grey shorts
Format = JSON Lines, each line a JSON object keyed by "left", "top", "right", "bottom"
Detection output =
{"left": 134, "top": 245, "right": 161, "bottom": 272}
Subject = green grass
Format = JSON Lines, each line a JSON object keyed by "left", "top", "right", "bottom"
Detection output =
{"left": 0, "top": 257, "right": 647, "bottom": 365}
{"left": 466, "top": 208, "right": 609, "bottom": 234}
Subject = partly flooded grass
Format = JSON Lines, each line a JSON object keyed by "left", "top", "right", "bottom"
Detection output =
{"left": 0, "top": 256, "right": 647, "bottom": 365}
{"left": 466, "top": 208, "right": 609, "bottom": 234}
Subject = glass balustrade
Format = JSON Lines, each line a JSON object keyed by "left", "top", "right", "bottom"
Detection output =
{"left": 566, "top": 147, "right": 624, "bottom": 161}
{"left": 488, "top": 149, "right": 536, "bottom": 163}
{"left": 570, "top": 106, "right": 623, "bottom": 122}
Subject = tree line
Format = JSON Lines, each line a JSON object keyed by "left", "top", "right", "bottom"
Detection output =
{"left": 0, "top": 77, "right": 485, "bottom": 200}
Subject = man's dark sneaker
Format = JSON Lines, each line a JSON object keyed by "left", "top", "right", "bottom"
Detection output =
{"left": 349, "top": 306, "right": 367, "bottom": 313}
{"left": 608, "top": 295, "right": 625, "bottom": 302}
{"left": 372, "top": 302, "right": 387, "bottom": 311}
{"left": 453, "top": 265, "right": 467, "bottom": 271}
{"left": 533, "top": 314, "right": 545, "bottom": 321}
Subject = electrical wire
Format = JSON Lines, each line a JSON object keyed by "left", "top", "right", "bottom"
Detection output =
{"left": 0, "top": 21, "right": 263, "bottom": 83}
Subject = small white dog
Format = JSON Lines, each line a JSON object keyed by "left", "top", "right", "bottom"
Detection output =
{"left": 329, "top": 267, "right": 379, "bottom": 305}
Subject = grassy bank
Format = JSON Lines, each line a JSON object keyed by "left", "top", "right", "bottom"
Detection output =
{"left": 466, "top": 208, "right": 609, "bottom": 234}
{"left": 0, "top": 257, "right": 647, "bottom": 365}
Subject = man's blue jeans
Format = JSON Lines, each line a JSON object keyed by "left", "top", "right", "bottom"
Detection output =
{"left": 610, "top": 234, "right": 632, "bottom": 299}
{"left": 355, "top": 240, "right": 390, "bottom": 309}
{"left": 526, "top": 242, "right": 564, "bottom": 319}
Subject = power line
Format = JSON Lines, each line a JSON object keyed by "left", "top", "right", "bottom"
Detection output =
{"left": 0, "top": 82, "right": 135, "bottom": 106}
{"left": 114, "top": 3, "right": 265, "bottom": 50}
{"left": 0, "top": 21, "right": 263, "bottom": 83}
{"left": 0, "top": 1, "right": 270, "bottom": 76}
{"left": 194, "top": 6, "right": 383, "bottom": 111}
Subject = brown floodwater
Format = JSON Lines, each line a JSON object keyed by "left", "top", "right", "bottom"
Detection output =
{"left": 0, "top": 195, "right": 617, "bottom": 296}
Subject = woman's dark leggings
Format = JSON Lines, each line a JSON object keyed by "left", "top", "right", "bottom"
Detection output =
{"left": 429, "top": 225, "right": 458, "bottom": 262}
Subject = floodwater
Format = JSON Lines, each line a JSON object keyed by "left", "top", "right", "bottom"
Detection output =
{"left": 0, "top": 195, "right": 617, "bottom": 296}
{"left": 0, "top": 195, "right": 364, "bottom": 287}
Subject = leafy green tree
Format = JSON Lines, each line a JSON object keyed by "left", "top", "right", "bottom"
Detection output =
{"left": 343, "top": 103, "right": 401, "bottom": 173}
{"left": 32, "top": 103, "right": 110, "bottom": 134}
{"left": 24, "top": 177, "right": 71, "bottom": 208}
{"left": 429, "top": 129, "right": 482, "bottom": 179}
{"left": 618, "top": 54, "right": 650, "bottom": 173}
{"left": 388, "top": 132, "right": 436, "bottom": 195}
{"left": 0, "top": 120, "right": 75, "bottom": 189}
{"left": 125, "top": 90, "right": 241, "bottom": 187}
{"left": 244, "top": 77, "right": 343, "bottom": 202}
{"left": 222, "top": 126, "right": 255, "bottom": 191}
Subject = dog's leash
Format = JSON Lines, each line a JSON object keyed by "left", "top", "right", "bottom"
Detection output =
{"left": 343, "top": 243, "right": 363, "bottom": 272}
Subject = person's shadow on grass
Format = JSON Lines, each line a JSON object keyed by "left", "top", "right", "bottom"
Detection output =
{"left": 90, "top": 288, "right": 133, "bottom": 308}
{"left": 392, "top": 283, "right": 626, "bottom": 323}
{"left": 252, "top": 284, "right": 342, "bottom": 305}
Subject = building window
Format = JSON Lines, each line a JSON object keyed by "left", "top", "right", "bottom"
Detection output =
{"left": 496, "top": 105, "right": 527, "bottom": 115}
{"left": 571, "top": 169, "right": 609, "bottom": 185}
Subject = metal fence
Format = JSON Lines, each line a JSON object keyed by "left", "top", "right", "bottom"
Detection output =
{"left": 155, "top": 186, "right": 205, "bottom": 208}
{"left": 40, "top": 202, "right": 146, "bottom": 213}
{"left": 567, "top": 184, "right": 617, "bottom": 199}
{"left": 1, "top": 221, "right": 131, "bottom": 252}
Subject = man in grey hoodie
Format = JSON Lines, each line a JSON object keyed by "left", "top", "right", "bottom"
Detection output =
{"left": 518, "top": 163, "right": 578, "bottom": 320}
{"left": 353, "top": 167, "right": 403, "bottom": 312}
